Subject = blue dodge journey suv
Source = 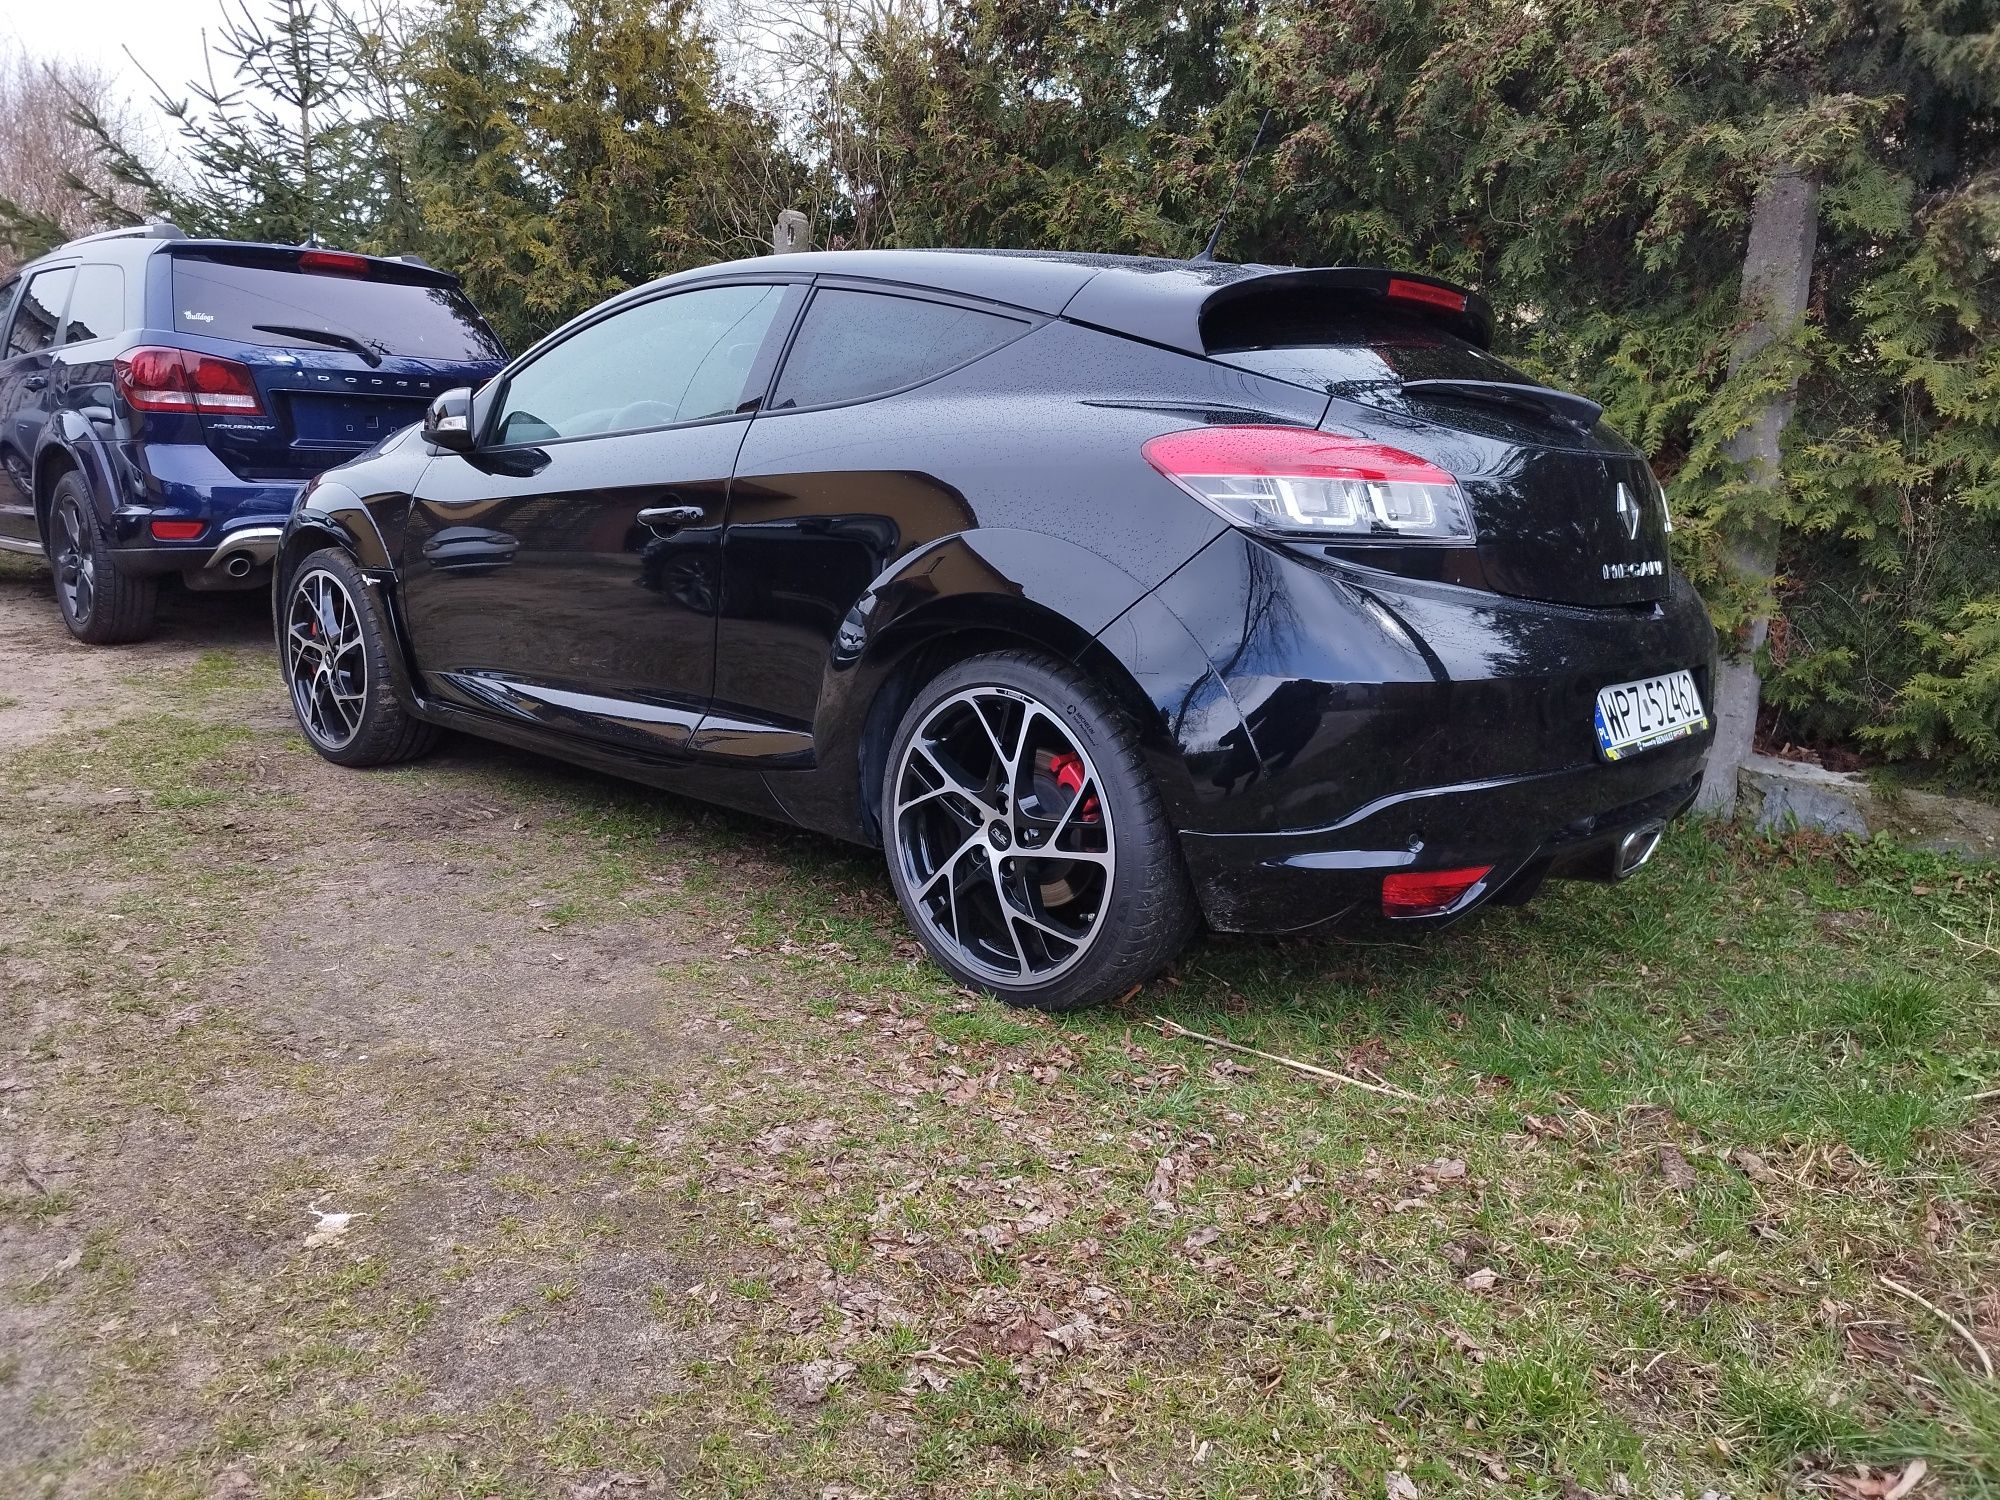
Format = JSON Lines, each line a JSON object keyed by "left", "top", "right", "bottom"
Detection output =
{"left": 0, "top": 223, "right": 506, "bottom": 642}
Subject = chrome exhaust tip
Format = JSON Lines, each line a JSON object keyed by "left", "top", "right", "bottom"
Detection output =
{"left": 224, "top": 552, "right": 254, "bottom": 578}
{"left": 1613, "top": 822, "right": 1666, "bottom": 879}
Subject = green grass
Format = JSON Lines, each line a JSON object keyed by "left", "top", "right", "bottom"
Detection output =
{"left": 1, "top": 639, "right": 1994, "bottom": 1499}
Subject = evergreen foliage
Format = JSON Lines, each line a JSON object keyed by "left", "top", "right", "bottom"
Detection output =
{"left": 31, "top": 0, "right": 2000, "bottom": 782}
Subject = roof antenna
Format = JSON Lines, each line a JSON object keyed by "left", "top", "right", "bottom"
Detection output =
{"left": 1190, "top": 108, "right": 1273, "bottom": 264}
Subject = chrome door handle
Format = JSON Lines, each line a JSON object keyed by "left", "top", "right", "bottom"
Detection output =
{"left": 637, "top": 505, "right": 705, "bottom": 532}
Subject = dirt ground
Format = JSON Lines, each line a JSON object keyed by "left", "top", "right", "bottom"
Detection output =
{"left": 1, "top": 564, "right": 863, "bottom": 1494}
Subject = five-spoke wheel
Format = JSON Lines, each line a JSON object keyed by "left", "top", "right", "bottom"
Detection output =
{"left": 884, "top": 652, "right": 1195, "bottom": 1010}
{"left": 54, "top": 493, "right": 95, "bottom": 626}
{"left": 47, "top": 473, "right": 156, "bottom": 644}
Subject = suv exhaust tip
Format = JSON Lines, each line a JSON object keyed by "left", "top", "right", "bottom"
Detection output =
{"left": 187, "top": 525, "right": 285, "bottom": 591}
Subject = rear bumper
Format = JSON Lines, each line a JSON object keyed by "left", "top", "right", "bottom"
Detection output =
{"left": 108, "top": 517, "right": 292, "bottom": 578}
{"left": 1179, "top": 740, "right": 1706, "bottom": 933}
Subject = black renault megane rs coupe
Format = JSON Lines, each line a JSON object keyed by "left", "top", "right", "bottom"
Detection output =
{"left": 275, "top": 249, "right": 1715, "bottom": 1011}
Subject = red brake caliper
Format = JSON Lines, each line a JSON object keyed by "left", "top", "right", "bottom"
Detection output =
{"left": 1048, "top": 752, "right": 1101, "bottom": 823}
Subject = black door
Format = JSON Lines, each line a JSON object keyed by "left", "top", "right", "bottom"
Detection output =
{"left": 0, "top": 264, "right": 74, "bottom": 546}
{"left": 719, "top": 286, "right": 1031, "bottom": 734}
{"left": 401, "top": 280, "right": 799, "bottom": 755}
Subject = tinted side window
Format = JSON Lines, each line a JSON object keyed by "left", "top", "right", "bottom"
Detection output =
{"left": 61, "top": 264, "right": 126, "bottom": 345}
{"left": 6, "top": 267, "right": 75, "bottom": 358}
{"left": 770, "top": 289, "right": 1026, "bottom": 410}
{"left": 494, "top": 284, "right": 787, "bottom": 445}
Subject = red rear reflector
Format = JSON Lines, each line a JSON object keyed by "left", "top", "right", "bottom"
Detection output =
{"left": 1386, "top": 276, "right": 1469, "bottom": 314}
{"left": 299, "top": 249, "right": 368, "bottom": 276}
{"left": 150, "top": 520, "right": 205, "bottom": 541}
{"left": 1142, "top": 425, "right": 1453, "bottom": 486}
{"left": 114, "top": 347, "right": 264, "bottom": 416}
{"left": 1381, "top": 865, "right": 1493, "bottom": 918}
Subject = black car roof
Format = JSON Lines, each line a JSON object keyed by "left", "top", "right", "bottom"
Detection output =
{"left": 652, "top": 248, "right": 1496, "bottom": 351}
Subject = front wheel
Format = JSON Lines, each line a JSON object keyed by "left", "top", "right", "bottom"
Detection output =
{"left": 882, "top": 651, "right": 1197, "bottom": 1011}
{"left": 280, "top": 547, "right": 439, "bottom": 767}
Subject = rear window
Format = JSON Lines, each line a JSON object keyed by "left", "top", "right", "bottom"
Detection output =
{"left": 169, "top": 252, "right": 505, "bottom": 363}
{"left": 1207, "top": 308, "right": 1530, "bottom": 395}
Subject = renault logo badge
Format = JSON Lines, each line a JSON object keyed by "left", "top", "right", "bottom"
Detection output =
{"left": 1613, "top": 481, "right": 1641, "bottom": 541}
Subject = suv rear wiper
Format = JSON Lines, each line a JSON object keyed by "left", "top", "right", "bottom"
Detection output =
{"left": 252, "top": 324, "right": 385, "bottom": 369}
{"left": 1398, "top": 378, "right": 1602, "bottom": 431}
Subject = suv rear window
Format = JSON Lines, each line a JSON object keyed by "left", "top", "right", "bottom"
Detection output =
{"left": 1207, "top": 308, "right": 1530, "bottom": 395}
{"left": 169, "top": 251, "right": 505, "bottom": 363}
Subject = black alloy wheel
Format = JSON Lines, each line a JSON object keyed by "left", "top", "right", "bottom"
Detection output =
{"left": 281, "top": 547, "right": 440, "bottom": 767}
{"left": 49, "top": 473, "right": 157, "bottom": 644}
{"left": 884, "top": 651, "right": 1196, "bottom": 1011}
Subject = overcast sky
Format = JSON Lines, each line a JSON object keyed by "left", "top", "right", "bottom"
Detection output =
{"left": 5, "top": 0, "right": 247, "bottom": 108}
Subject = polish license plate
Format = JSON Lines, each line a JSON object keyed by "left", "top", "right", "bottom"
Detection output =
{"left": 1594, "top": 670, "right": 1707, "bottom": 761}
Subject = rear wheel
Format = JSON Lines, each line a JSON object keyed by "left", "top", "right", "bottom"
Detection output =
{"left": 50, "top": 474, "right": 157, "bottom": 644}
{"left": 882, "top": 651, "right": 1196, "bottom": 1011}
{"left": 280, "top": 546, "right": 439, "bottom": 767}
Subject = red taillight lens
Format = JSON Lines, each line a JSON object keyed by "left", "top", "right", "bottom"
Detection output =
{"left": 115, "top": 347, "right": 194, "bottom": 411}
{"left": 114, "top": 348, "right": 264, "bottom": 416}
{"left": 299, "top": 249, "right": 368, "bottom": 276}
{"left": 150, "top": 520, "right": 205, "bottom": 541}
{"left": 1386, "top": 276, "right": 1469, "bottom": 315}
{"left": 1142, "top": 425, "right": 1473, "bottom": 541}
{"left": 1382, "top": 865, "right": 1494, "bottom": 918}
{"left": 186, "top": 353, "right": 262, "bottom": 412}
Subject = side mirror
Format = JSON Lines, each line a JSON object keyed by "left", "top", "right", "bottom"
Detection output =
{"left": 423, "top": 387, "right": 476, "bottom": 453}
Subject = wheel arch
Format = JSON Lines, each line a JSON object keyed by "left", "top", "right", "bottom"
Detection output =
{"left": 32, "top": 434, "right": 97, "bottom": 548}
{"left": 273, "top": 496, "right": 425, "bottom": 716}
{"left": 792, "top": 530, "right": 1224, "bottom": 848}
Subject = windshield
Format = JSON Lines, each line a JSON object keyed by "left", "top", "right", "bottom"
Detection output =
{"left": 169, "top": 253, "right": 505, "bottom": 364}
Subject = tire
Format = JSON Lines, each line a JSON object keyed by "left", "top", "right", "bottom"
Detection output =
{"left": 279, "top": 546, "right": 440, "bottom": 767}
{"left": 49, "top": 473, "right": 157, "bottom": 644}
{"left": 881, "top": 650, "right": 1197, "bottom": 1011}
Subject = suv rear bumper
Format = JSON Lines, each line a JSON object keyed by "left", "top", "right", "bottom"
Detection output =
{"left": 1179, "top": 740, "right": 1706, "bottom": 933}
{"left": 102, "top": 515, "right": 289, "bottom": 599}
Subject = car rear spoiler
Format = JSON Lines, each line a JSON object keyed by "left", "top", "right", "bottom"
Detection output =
{"left": 1061, "top": 264, "right": 1498, "bottom": 357}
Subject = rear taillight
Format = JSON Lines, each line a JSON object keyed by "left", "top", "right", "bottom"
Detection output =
{"left": 114, "top": 348, "right": 264, "bottom": 416}
{"left": 1382, "top": 865, "right": 1493, "bottom": 918}
{"left": 149, "top": 520, "right": 205, "bottom": 541}
{"left": 1143, "top": 425, "right": 1473, "bottom": 542}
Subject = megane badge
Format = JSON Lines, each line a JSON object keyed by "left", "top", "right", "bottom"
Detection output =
{"left": 1613, "top": 481, "right": 1641, "bottom": 541}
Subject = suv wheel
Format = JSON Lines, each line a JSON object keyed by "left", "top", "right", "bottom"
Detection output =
{"left": 281, "top": 547, "right": 439, "bottom": 767}
{"left": 882, "top": 651, "right": 1196, "bottom": 1011}
{"left": 51, "top": 474, "right": 157, "bottom": 644}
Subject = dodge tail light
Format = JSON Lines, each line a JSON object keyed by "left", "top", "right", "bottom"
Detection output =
{"left": 115, "top": 348, "right": 265, "bottom": 416}
{"left": 1143, "top": 425, "right": 1473, "bottom": 541}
